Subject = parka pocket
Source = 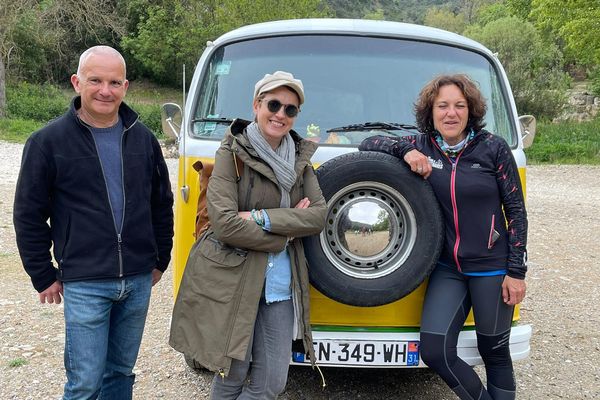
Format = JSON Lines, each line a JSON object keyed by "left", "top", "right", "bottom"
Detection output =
{"left": 182, "top": 233, "right": 247, "bottom": 303}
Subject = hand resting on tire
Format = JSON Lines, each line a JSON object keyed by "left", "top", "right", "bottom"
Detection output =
{"left": 403, "top": 149, "right": 432, "bottom": 178}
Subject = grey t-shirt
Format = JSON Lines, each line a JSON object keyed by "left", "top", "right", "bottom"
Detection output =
{"left": 90, "top": 119, "right": 124, "bottom": 233}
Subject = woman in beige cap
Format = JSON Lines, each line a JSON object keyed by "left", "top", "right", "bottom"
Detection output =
{"left": 170, "top": 71, "right": 327, "bottom": 399}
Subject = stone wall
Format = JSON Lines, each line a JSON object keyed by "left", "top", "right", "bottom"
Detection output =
{"left": 555, "top": 83, "right": 600, "bottom": 122}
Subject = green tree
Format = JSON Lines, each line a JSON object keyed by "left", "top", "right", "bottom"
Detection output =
{"left": 474, "top": 2, "right": 511, "bottom": 26}
{"left": 326, "top": 0, "right": 369, "bottom": 18}
{"left": 0, "top": 0, "right": 35, "bottom": 117}
{"left": 122, "top": 1, "right": 216, "bottom": 85}
{"left": 364, "top": 8, "right": 386, "bottom": 20}
{"left": 217, "top": 0, "right": 330, "bottom": 29}
{"left": 530, "top": 0, "right": 600, "bottom": 70}
{"left": 505, "top": 0, "right": 532, "bottom": 20}
{"left": 122, "top": 0, "right": 330, "bottom": 85}
{"left": 466, "top": 16, "right": 570, "bottom": 118}
{"left": 530, "top": 0, "right": 600, "bottom": 94}
{"left": 458, "top": 0, "right": 496, "bottom": 24}
{"left": 1, "top": 0, "right": 126, "bottom": 117}
{"left": 372, "top": 209, "right": 390, "bottom": 232}
{"left": 423, "top": 1, "right": 504, "bottom": 34}
{"left": 423, "top": 7, "right": 466, "bottom": 33}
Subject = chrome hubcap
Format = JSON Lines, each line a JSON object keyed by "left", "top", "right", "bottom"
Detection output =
{"left": 320, "top": 182, "right": 417, "bottom": 279}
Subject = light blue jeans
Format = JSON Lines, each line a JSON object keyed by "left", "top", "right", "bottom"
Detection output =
{"left": 210, "top": 299, "right": 294, "bottom": 399}
{"left": 62, "top": 272, "right": 153, "bottom": 400}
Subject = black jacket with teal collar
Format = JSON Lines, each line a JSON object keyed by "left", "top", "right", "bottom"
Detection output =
{"left": 14, "top": 97, "right": 174, "bottom": 292}
{"left": 359, "top": 129, "right": 528, "bottom": 279}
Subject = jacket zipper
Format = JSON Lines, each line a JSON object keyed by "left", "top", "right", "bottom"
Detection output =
{"left": 431, "top": 136, "right": 469, "bottom": 272}
{"left": 117, "top": 233, "right": 123, "bottom": 276}
{"left": 487, "top": 214, "right": 496, "bottom": 249}
{"left": 86, "top": 117, "right": 136, "bottom": 278}
{"left": 449, "top": 161, "right": 462, "bottom": 271}
{"left": 117, "top": 124, "right": 130, "bottom": 277}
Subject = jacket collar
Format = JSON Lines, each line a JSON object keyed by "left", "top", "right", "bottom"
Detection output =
{"left": 69, "top": 96, "right": 139, "bottom": 129}
{"left": 227, "top": 118, "right": 318, "bottom": 176}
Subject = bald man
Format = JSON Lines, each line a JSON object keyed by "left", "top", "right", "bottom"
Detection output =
{"left": 14, "top": 45, "right": 174, "bottom": 399}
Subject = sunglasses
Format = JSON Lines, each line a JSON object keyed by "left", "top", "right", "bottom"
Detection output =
{"left": 263, "top": 99, "right": 300, "bottom": 118}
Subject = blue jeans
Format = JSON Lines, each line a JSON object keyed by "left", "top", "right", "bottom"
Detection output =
{"left": 210, "top": 299, "right": 294, "bottom": 399}
{"left": 62, "top": 272, "right": 153, "bottom": 400}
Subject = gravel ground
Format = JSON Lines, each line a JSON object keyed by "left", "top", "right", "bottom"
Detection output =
{"left": 1, "top": 140, "right": 599, "bottom": 399}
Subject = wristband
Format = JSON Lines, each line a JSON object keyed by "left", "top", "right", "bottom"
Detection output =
{"left": 250, "top": 209, "right": 265, "bottom": 227}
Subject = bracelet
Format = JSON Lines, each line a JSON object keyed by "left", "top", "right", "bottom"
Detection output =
{"left": 254, "top": 209, "right": 265, "bottom": 226}
{"left": 250, "top": 209, "right": 265, "bottom": 227}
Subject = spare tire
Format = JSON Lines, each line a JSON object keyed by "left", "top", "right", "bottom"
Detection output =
{"left": 303, "top": 151, "right": 443, "bottom": 307}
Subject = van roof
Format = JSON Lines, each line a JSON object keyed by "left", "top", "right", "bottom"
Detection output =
{"left": 211, "top": 18, "right": 493, "bottom": 56}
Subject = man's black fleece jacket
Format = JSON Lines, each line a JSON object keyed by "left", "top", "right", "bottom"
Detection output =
{"left": 14, "top": 97, "right": 174, "bottom": 292}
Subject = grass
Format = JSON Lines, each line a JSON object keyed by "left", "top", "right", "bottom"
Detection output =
{"left": 8, "top": 358, "right": 29, "bottom": 368}
{"left": 526, "top": 117, "right": 600, "bottom": 164}
{"left": 59, "top": 80, "right": 182, "bottom": 104}
{"left": 2, "top": 82, "right": 599, "bottom": 164}
{"left": 0, "top": 119, "right": 45, "bottom": 142}
{"left": 1, "top": 80, "right": 181, "bottom": 144}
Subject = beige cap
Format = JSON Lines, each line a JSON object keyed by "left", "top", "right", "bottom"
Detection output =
{"left": 254, "top": 71, "right": 305, "bottom": 105}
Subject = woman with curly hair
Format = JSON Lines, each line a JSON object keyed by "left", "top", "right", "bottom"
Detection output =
{"left": 360, "top": 74, "right": 528, "bottom": 400}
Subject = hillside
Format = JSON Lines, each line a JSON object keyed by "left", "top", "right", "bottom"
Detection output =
{"left": 327, "top": 0, "right": 460, "bottom": 23}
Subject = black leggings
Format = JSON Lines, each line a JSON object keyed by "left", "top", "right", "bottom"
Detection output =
{"left": 420, "top": 265, "right": 516, "bottom": 400}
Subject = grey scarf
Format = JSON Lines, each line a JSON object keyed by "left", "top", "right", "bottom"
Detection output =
{"left": 246, "top": 122, "right": 296, "bottom": 208}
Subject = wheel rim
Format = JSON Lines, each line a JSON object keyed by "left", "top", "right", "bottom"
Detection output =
{"left": 320, "top": 181, "right": 417, "bottom": 279}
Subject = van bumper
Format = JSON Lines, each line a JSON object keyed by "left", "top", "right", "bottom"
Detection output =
{"left": 291, "top": 324, "right": 532, "bottom": 368}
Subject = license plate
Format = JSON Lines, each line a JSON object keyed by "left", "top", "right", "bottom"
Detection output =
{"left": 293, "top": 340, "right": 420, "bottom": 366}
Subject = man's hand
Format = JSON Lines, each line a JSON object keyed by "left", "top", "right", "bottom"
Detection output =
{"left": 502, "top": 276, "right": 526, "bottom": 305}
{"left": 39, "top": 281, "right": 63, "bottom": 304}
{"left": 152, "top": 269, "right": 163, "bottom": 286}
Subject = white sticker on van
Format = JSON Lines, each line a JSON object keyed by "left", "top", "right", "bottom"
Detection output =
{"left": 216, "top": 61, "right": 231, "bottom": 75}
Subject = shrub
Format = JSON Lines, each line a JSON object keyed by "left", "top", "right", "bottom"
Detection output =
{"left": 589, "top": 67, "right": 600, "bottom": 97}
{"left": 129, "top": 102, "right": 163, "bottom": 136}
{"left": 6, "top": 82, "right": 70, "bottom": 122}
{"left": 3, "top": 82, "right": 168, "bottom": 140}
{"left": 465, "top": 17, "right": 571, "bottom": 119}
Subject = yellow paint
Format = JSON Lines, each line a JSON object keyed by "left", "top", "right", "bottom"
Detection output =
{"left": 172, "top": 156, "right": 525, "bottom": 326}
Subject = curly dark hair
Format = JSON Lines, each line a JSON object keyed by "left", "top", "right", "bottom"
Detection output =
{"left": 414, "top": 74, "right": 487, "bottom": 135}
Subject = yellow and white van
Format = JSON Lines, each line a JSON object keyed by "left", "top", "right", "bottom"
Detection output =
{"left": 162, "top": 18, "right": 535, "bottom": 369}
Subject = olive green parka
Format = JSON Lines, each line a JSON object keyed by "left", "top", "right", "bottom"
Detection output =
{"left": 169, "top": 119, "right": 327, "bottom": 376}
